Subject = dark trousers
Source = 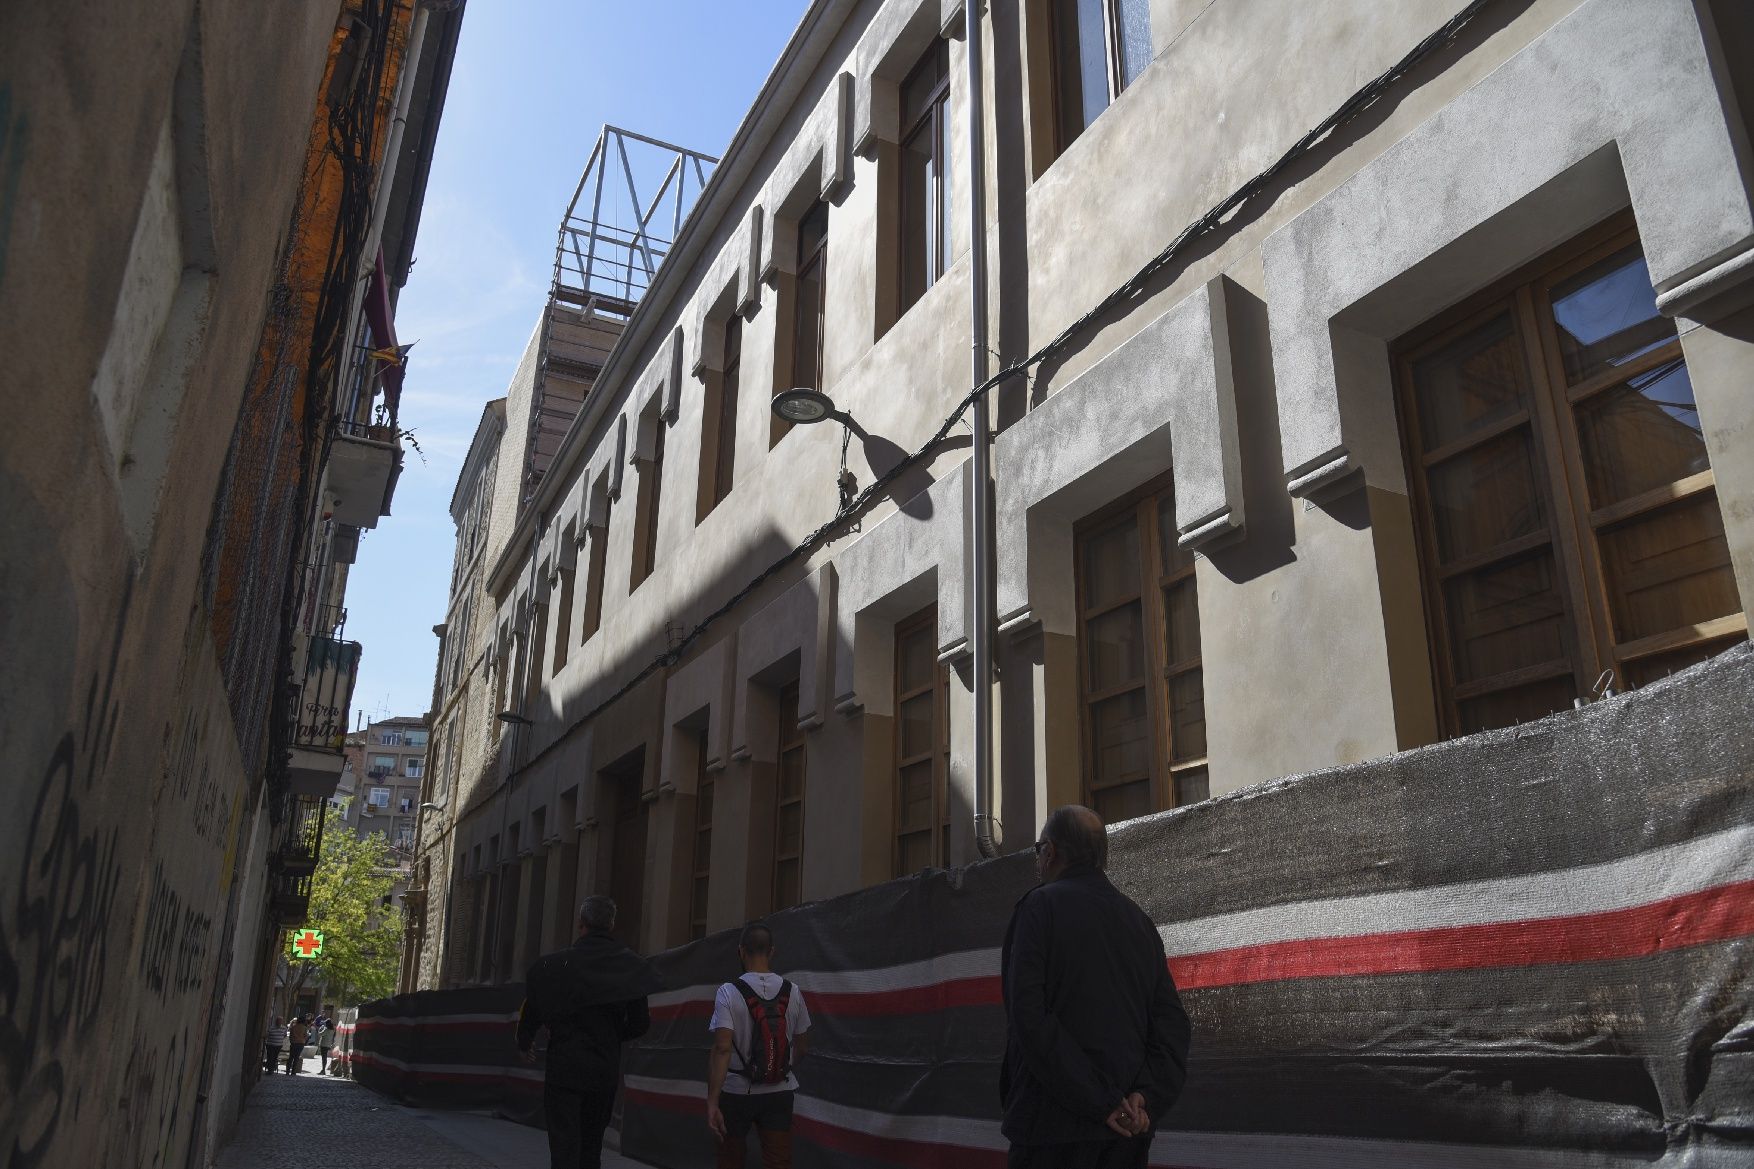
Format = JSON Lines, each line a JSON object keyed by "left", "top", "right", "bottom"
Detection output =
{"left": 1007, "top": 1135, "right": 1152, "bottom": 1169}
{"left": 263, "top": 1044, "right": 278, "bottom": 1071}
{"left": 544, "top": 1081, "right": 617, "bottom": 1169}
{"left": 319, "top": 1047, "right": 333, "bottom": 1073}
{"left": 286, "top": 1046, "right": 302, "bottom": 1074}
{"left": 716, "top": 1090, "right": 793, "bottom": 1169}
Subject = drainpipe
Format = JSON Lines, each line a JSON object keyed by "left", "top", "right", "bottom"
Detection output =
{"left": 366, "top": 0, "right": 432, "bottom": 262}
{"left": 965, "top": 0, "right": 999, "bottom": 859}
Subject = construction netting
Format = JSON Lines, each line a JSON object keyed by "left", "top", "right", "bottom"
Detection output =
{"left": 352, "top": 644, "right": 1754, "bottom": 1167}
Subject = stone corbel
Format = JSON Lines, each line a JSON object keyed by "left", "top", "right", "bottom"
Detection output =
{"left": 690, "top": 205, "right": 765, "bottom": 378}
{"left": 608, "top": 415, "right": 627, "bottom": 500}
{"left": 760, "top": 74, "right": 855, "bottom": 287}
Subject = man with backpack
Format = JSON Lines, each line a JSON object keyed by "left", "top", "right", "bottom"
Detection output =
{"left": 706, "top": 921, "right": 811, "bottom": 1169}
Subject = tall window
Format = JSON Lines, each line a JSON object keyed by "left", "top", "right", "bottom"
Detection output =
{"left": 690, "top": 728, "right": 713, "bottom": 940}
{"left": 1050, "top": 0, "right": 1152, "bottom": 157}
{"left": 405, "top": 757, "right": 423, "bottom": 778}
{"left": 894, "top": 609, "right": 950, "bottom": 874}
{"left": 773, "top": 681, "right": 806, "bottom": 911}
{"left": 900, "top": 40, "right": 952, "bottom": 313}
{"left": 552, "top": 559, "right": 576, "bottom": 672}
{"left": 631, "top": 420, "right": 665, "bottom": 590}
{"left": 580, "top": 507, "right": 609, "bottom": 644}
{"left": 1394, "top": 221, "right": 1743, "bottom": 736}
{"left": 778, "top": 203, "right": 829, "bottom": 445}
{"left": 1075, "top": 478, "right": 1207, "bottom": 823}
{"left": 702, "top": 315, "right": 741, "bottom": 518}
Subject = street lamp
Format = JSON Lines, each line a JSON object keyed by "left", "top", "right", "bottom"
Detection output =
{"left": 495, "top": 711, "right": 533, "bottom": 727}
{"left": 772, "top": 388, "right": 868, "bottom": 510}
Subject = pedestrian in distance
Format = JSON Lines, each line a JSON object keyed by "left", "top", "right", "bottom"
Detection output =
{"left": 317, "top": 1007, "right": 338, "bottom": 1074}
{"left": 263, "top": 1016, "right": 288, "bottom": 1073}
{"left": 518, "top": 895, "right": 662, "bottom": 1169}
{"left": 1001, "top": 805, "right": 1191, "bottom": 1168}
{"left": 706, "top": 921, "right": 812, "bottom": 1169}
{"left": 286, "top": 1014, "right": 310, "bottom": 1075}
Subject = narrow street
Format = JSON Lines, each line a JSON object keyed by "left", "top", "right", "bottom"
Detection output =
{"left": 215, "top": 1056, "right": 655, "bottom": 1169}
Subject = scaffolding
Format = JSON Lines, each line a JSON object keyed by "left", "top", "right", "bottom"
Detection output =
{"left": 521, "top": 126, "right": 718, "bottom": 509}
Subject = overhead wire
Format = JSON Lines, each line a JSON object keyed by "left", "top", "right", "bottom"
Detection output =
{"left": 508, "top": 0, "right": 1497, "bottom": 771}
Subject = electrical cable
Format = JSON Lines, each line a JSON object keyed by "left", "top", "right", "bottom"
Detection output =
{"left": 504, "top": 0, "right": 1497, "bottom": 774}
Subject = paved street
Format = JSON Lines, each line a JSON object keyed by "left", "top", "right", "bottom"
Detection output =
{"left": 215, "top": 1055, "right": 656, "bottom": 1169}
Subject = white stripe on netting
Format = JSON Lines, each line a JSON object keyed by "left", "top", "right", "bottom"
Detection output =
{"left": 649, "top": 947, "right": 1002, "bottom": 1009}
{"left": 1148, "top": 1130, "right": 1745, "bottom": 1168}
{"left": 350, "top": 1050, "right": 544, "bottom": 1082}
{"left": 650, "top": 824, "right": 1753, "bottom": 1007}
{"left": 1157, "top": 821, "right": 1754, "bottom": 958}
{"left": 622, "top": 1077, "right": 1697, "bottom": 1167}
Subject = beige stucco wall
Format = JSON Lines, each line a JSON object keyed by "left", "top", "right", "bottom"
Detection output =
{"left": 433, "top": 0, "right": 1754, "bottom": 966}
{"left": 0, "top": 2, "right": 346, "bottom": 1164}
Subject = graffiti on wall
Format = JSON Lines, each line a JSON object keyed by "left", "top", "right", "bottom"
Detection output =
{"left": 0, "top": 588, "right": 130, "bottom": 1169}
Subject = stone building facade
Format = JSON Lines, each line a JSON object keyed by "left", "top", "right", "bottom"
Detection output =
{"left": 0, "top": 2, "right": 461, "bottom": 1164}
{"left": 410, "top": 0, "right": 1754, "bottom": 985}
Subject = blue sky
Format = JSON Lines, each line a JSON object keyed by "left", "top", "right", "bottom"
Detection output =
{"left": 346, "top": 2, "right": 807, "bottom": 724}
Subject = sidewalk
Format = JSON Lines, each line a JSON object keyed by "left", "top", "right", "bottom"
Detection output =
{"left": 214, "top": 1053, "right": 657, "bottom": 1169}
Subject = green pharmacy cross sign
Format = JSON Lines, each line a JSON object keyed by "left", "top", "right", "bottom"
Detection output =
{"left": 291, "top": 929, "right": 325, "bottom": 960}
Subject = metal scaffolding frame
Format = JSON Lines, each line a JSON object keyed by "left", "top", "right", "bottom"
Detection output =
{"left": 521, "top": 126, "right": 718, "bottom": 508}
{"left": 555, "top": 125, "right": 718, "bottom": 315}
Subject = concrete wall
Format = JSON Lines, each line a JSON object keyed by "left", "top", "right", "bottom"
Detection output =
{"left": 432, "top": 0, "right": 1754, "bottom": 967}
{"left": 0, "top": 3, "right": 344, "bottom": 1166}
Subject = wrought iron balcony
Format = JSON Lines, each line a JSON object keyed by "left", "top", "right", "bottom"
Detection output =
{"left": 269, "top": 866, "right": 313, "bottom": 925}
{"left": 278, "top": 794, "right": 326, "bottom": 876}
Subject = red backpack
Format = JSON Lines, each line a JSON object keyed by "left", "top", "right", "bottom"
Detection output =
{"left": 733, "top": 976, "right": 794, "bottom": 1084}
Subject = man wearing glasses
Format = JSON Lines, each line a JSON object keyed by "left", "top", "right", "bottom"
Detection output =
{"left": 1000, "top": 806, "right": 1191, "bottom": 1167}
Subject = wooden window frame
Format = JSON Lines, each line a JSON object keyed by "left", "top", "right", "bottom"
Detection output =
{"left": 700, "top": 315, "right": 741, "bottom": 520}
{"left": 776, "top": 202, "right": 829, "bottom": 447}
{"left": 1391, "top": 212, "right": 1745, "bottom": 737}
{"left": 892, "top": 607, "right": 951, "bottom": 876}
{"left": 630, "top": 419, "right": 665, "bottom": 591}
{"left": 898, "top": 41, "right": 952, "bottom": 314}
{"left": 1072, "top": 474, "right": 1207, "bottom": 820}
{"left": 1047, "top": 0, "right": 1148, "bottom": 160}
{"left": 690, "top": 727, "right": 713, "bottom": 940}
{"left": 772, "top": 681, "right": 806, "bottom": 912}
{"left": 580, "top": 511, "right": 609, "bottom": 645}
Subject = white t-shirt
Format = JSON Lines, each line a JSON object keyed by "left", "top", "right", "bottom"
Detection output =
{"left": 708, "top": 972, "right": 811, "bottom": 1095}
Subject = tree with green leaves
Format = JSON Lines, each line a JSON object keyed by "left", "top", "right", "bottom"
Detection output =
{"left": 282, "top": 802, "right": 405, "bottom": 1014}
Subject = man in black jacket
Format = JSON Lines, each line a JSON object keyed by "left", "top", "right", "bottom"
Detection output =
{"left": 1001, "top": 806, "right": 1191, "bottom": 1167}
{"left": 518, "top": 894, "right": 664, "bottom": 1169}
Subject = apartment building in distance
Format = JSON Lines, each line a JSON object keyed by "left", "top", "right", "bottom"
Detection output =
{"left": 407, "top": 0, "right": 1754, "bottom": 990}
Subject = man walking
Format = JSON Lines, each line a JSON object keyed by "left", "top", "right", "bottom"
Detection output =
{"left": 1001, "top": 806, "right": 1191, "bottom": 1167}
{"left": 706, "top": 921, "right": 811, "bottom": 1169}
{"left": 518, "top": 895, "right": 662, "bottom": 1169}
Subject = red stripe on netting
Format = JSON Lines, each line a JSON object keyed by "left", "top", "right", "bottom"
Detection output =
{"left": 649, "top": 999, "right": 715, "bottom": 1023}
{"left": 645, "top": 880, "right": 1754, "bottom": 1023}
{"left": 1171, "top": 877, "right": 1754, "bottom": 989}
{"left": 623, "top": 1085, "right": 700, "bottom": 1115}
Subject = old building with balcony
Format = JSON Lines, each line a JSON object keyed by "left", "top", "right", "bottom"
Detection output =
{"left": 410, "top": 0, "right": 1754, "bottom": 998}
{"left": 0, "top": 2, "right": 462, "bottom": 1164}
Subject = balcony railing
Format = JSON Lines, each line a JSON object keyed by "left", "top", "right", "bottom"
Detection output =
{"left": 270, "top": 867, "right": 313, "bottom": 925}
{"left": 295, "top": 634, "right": 362, "bottom": 752}
{"left": 279, "top": 794, "right": 326, "bottom": 875}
